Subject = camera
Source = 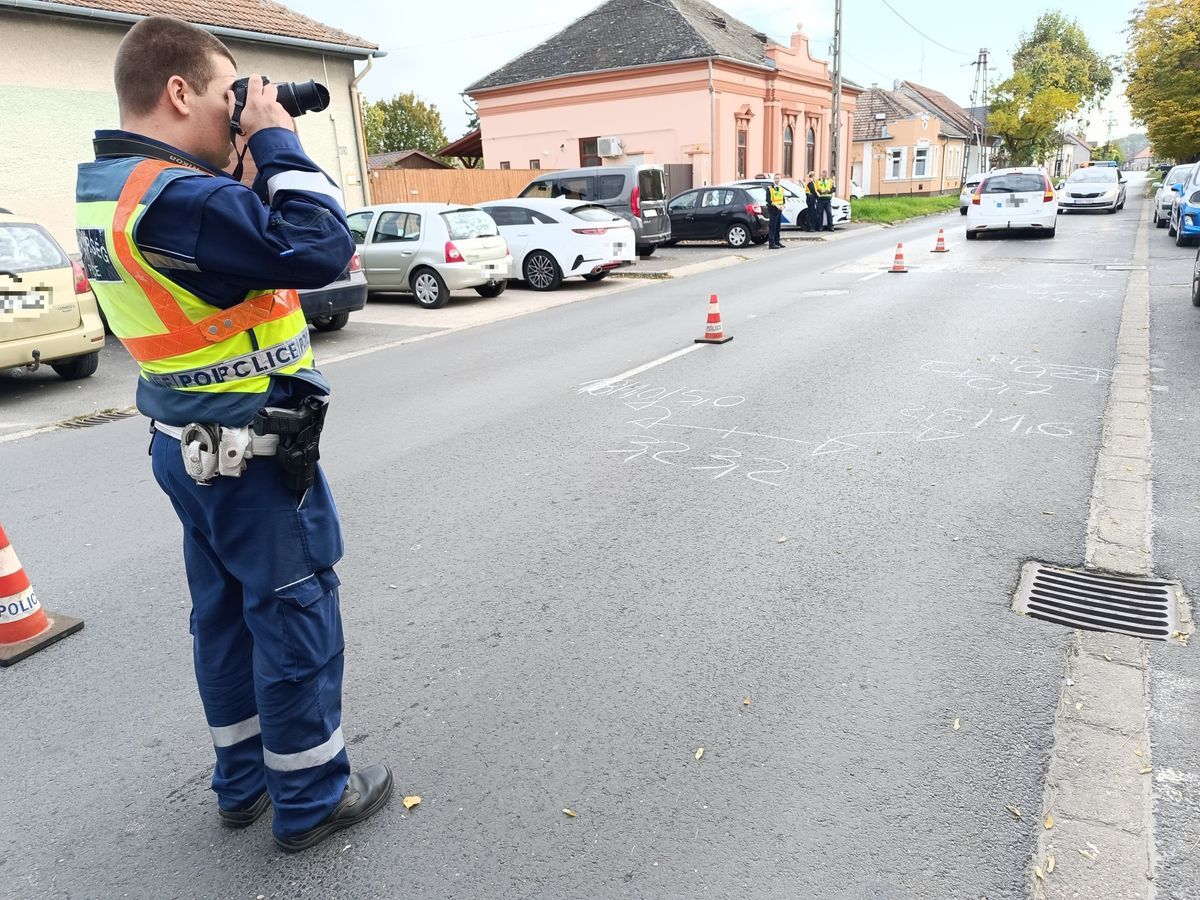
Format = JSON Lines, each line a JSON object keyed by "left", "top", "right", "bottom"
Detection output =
{"left": 229, "top": 76, "right": 330, "bottom": 135}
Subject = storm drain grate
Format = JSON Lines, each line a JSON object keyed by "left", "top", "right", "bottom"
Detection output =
{"left": 60, "top": 408, "right": 138, "bottom": 429}
{"left": 1013, "top": 561, "right": 1181, "bottom": 641}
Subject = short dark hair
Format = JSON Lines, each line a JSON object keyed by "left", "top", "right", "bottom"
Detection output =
{"left": 114, "top": 16, "right": 236, "bottom": 118}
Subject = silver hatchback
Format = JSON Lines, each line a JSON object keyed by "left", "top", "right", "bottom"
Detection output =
{"left": 346, "top": 203, "right": 514, "bottom": 309}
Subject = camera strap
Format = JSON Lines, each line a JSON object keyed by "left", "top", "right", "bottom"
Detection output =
{"left": 93, "top": 137, "right": 210, "bottom": 172}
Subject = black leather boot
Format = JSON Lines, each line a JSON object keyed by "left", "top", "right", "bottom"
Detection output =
{"left": 274, "top": 764, "right": 394, "bottom": 853}
{"left": 218, "top": 790, "right": 270, "bottom": 828}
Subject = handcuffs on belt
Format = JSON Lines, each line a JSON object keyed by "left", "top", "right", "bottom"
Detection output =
{"left": 164, "top": 396, "right": 329, "bottom": 493}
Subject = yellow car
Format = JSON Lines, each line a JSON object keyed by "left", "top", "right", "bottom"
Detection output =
{"left": 0, "top": 211, "right": 105, "bottom": 379}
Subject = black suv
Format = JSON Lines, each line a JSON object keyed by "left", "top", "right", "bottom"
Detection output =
{"left": 665, "top": 186, "right": 769, "bottom": 248}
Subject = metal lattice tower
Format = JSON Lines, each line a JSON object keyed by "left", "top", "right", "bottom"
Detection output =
{"left": 965, "top": 48, "right": 990, "bottom": 177}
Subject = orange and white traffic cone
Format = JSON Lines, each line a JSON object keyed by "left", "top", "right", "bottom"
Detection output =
{"left": 694, "top": 293, "right": 733, "bottom": 344}
{"left": 889, "top": 242, "right": 908, "bottom": 273}
{"left": 0, "top": 523, "right": 83, "bottom": 666}
{"left": 931, "top": 229, "right": 949, "bottom": 253}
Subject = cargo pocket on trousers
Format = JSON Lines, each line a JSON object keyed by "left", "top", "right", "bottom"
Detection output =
{"left": 276, "top": 568, "right": 344, "bottom": 683}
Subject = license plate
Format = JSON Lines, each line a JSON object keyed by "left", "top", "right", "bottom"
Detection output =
{"left": 643, "top": 209, "right": 657, "bottom": 217}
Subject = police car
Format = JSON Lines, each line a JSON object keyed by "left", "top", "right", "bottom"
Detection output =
{"left": 0, "top": 211, "right": 105, "bottom": 378}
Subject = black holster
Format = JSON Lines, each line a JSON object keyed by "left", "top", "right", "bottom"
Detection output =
{"left": 252, "top": 396, "right": 329, "bottom": 493}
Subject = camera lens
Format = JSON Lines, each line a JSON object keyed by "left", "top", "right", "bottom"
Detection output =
{"left": 274, "top": 80, "right": 331, "bottom": 117}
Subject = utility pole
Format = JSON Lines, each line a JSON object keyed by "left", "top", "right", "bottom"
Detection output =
{"left": 964, "top": 48, "right": 990, "bottom": 180}
{"left": 830, "top": 0, "right": 843, "bottom": 186}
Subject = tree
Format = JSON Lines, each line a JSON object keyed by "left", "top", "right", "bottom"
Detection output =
{"left": 1126, "top": 0, "right": 1200, "bottom": 162}
{"left": 988, "top": 11, "right": 1114, "bottom": 165}
{"left": 1091, "top": 141, "right": 1124, "bottom": 163}
{"left": 363, "top": 92, "right": 449, "bottom": 157}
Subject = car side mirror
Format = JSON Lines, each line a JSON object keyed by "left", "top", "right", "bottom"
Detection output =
{"left": 1152, "top": 181, "right": 1163, "bottom": 189}
{"left": 1054, "top": 181, "right": 1064, "bottom": 191}
{"left": 1173, "top": 183, "right": 1185, "bottom": 193}
{"left": 1119, "top": 177, "right": 1127, "bottom": 184}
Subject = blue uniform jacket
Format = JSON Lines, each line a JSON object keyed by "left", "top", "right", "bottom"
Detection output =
{"left": 86, "top": 128, "right": 353, "bottom": 425}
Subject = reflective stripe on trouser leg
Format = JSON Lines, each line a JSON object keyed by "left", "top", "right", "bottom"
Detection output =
{"left": 151, "top": 434, "right": 268, "bottom": 810}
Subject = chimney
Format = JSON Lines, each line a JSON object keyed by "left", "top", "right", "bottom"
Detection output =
{"left": 893, "top": 79, "right": 901, "bottom": 90}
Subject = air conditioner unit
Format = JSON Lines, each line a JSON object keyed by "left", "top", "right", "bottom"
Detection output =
{"left": 597, "top": 136, "right": 624, "bottom": 157}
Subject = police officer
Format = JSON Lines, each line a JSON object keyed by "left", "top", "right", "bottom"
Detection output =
{"left": 803, "top": 171, "right": 819, "bottom": 232}
{"left": 766, "top": 173, "right": 786, "bottom": 249}
{"left": 816, "top": 170, "right": 836, "bottom": 232}
{"left": 75, "top": 17, "right": 392, "bottom": 852}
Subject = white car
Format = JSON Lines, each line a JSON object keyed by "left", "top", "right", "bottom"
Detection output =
{"left": 478, "top": 198, "right": 635, "bottom": 290}
{"left": 1152, "top": 164, "right": 1194, "bottom": 228}
{"left": 346, "top": 203, "right": 513, "bottom": 309}
{"left": 1058, "top": 166, "right": 1127, "bottom": 214}
{"left": 729, "top": 178, "right": 851, "bottom": 227}
{"left": 965, "top": 167, "right": 1057, "bottom": 240}
{"left": 959, "top": 172, "right": 985, "bottom": 214}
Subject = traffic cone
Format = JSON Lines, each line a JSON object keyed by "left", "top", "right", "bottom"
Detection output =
{"left": 889, "top": 243, "right": 908, "bottom": 273}
{"left": 0, "top": 523, "right": 83, "bottom": 666}
{"left": 694, "top": 293, "right": 733, "bottom": 344}
{"left": 931, "top": 229, "right": 949, "bottom": 253}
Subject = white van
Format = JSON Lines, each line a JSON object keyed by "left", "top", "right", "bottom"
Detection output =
{"left": 965, "top": 167, "right": 1057, "bottom": 240}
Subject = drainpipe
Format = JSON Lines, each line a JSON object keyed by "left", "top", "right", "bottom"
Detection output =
{"left": 708, "top": 57, "right": 716, "bottom": 186}
{"left": 350, "top": 51, "right": 386, "bottom": 205}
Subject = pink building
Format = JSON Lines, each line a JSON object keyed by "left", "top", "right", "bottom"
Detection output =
{"left": 465, "top": 0, "right": 859, "bottom": 190}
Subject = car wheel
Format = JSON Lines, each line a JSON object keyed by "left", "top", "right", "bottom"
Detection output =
{"left": 636, "top": 246, "right": 656, "bottom": 258}
{"left": 725, "top": 223, "right": 750, "bottom": 248}
{"left": 1045, "top": 226, "right": 1056, "bottom": 239}
{"left": 50, "top": 351, "right": 99, "bottom": 380}
{"left": 1168, "top": 215, "right": 1178, "bottom": 237}
{"left": 523, "top": 251, "right": 563, "bottom": 291}
{"left": 1192, "top": 248, "right": 1200, "bottom": 307}
{"left": 965, "top": 231, "right": 978, "bottom": 241}
{"left": 581, "top": 271, "right": 609, "bottom": 282}
{"left": 1175, "top": 224, "right": 1193, "bottom": 248}
{"left": 1157, "top": 211, "right": 1168, "bottom": 228}
{"left": 410, "top": 267, "right": 450, "bottom": 309}
{"left": 474, "top": 281, "right": 507, "bottom": 298}
{"left": 312, "top": 311, "right": 350, "bottom": 332}
{"left": 959, "top": 207, "right": 968, "bottom": 216}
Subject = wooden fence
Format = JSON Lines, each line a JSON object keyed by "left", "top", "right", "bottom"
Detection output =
{"left": 368, "top": 168, "right": 554, "bottom": 206}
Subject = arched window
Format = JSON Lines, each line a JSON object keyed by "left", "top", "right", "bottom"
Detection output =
{"left": 783, "top": 125, "right": 794, "bottom": 178}
{"left": 806, "top": 126, "right": 816, "bottom": 175}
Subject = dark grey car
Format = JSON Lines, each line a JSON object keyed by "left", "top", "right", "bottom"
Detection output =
{"left": 518, "top": 164, "right": 671, "bottom": 256}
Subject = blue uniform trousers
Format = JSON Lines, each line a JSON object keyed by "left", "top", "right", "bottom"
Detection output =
{"left": 151, "top": 433, "right": 350, "bottom": 838}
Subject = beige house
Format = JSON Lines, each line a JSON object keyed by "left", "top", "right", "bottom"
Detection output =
{"left": 1043, "top": 133, "right": 1093, "bottom": 178}
{"left": 465, "top": 0, "right": 859, "bottom": 191}
{"left": 851, "top": 86, "right": 970, "bottom": 197}
{"left": 0, "top": 0, "right": 380, "bottom": 251}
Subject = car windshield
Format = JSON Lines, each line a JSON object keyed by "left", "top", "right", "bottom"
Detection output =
{"left": 0, "top": 224, "right": 68, "bottom": 273}
{"left": 982, "top": 174, "right": 1046, "bottom": 194}
{"left": 1166, "top": 166, "right": 1194, "bottom": 185}
{"left": 569, "top": 205, "right": 622, "bottom": 223}
{"left": 1067, "top": 169, "right": 1118, "bottom": 184}
{"left": 441, "top": 209, "right": 498, "bottom": 240}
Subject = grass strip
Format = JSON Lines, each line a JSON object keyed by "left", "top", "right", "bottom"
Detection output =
{"left": 851, "top": 195, "right": 960, "bottom": 223}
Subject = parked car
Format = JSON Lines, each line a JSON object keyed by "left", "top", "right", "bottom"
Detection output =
{"left": 1152, "top": 164, "right": 1195, "bottom": 228}
{"left": 729, "top": 178, "right": 851, "bottom": 227}
{"left": 1192, "top": 245, "right": 1200, "bottom": 307}
{"left": 298, "top": 251, "right": 367, "bottom": 332}
{"left": 849, "top": 180, "right": 864, "bottom": 199}
{"left": 518, "top": 165, "right": 671, "bottom": 257}
{"left": 345, "top": 203, "right": 512, "bottom": 309}
{"left": 1057, "top": 166, "right": 1126, "bottom": 214}
{"left": 1, "top": 211, "right": 104, "bottom": 378}
{"left": 1168, "top": 163, "right": 1200, "bottom": 248}
{"left": 965, "top": 167, "right": 1057, "bottom": 240}
{"left": 959, "top": 172, "right": 985, "bottom": 214}
{"left": 665, "top": 186, "right": 769, "bottom": 248}
{"left": 478, "top": 198, "right": 634, "bottom": 291}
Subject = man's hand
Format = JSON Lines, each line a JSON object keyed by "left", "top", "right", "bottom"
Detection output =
{"left": 228, "top": 75, "right": 294, "bottom": 139}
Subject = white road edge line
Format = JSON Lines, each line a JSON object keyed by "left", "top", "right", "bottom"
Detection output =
{"left": 587, "top": 344, "right": 706, "bottom": 390}
{"left": 858, "top": 270, "right": 886, "bottom": 282}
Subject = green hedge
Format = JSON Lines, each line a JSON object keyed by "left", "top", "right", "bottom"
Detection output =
{"left": 851, "top": 195, "right": 960, "bottom": 223}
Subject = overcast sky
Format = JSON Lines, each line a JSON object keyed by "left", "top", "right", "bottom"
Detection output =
{"left": 280, "top": 0, "right": 1140, "bottom": 143}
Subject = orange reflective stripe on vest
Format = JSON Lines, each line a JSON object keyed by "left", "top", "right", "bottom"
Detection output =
{"left": 111, "top": 159, "right": 302, "bottom": 363}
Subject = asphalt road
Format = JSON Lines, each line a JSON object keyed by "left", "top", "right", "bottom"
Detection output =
{"left": 3, "top": 179, "right": 1193, "bottom": 899}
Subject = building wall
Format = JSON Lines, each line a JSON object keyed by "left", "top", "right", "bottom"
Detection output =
{"left": 852, "top": 116, "right": 966, "bottom": 196}
{"left": 0, "top": 9, "right": 370, "bottom": 251}
{"left": 472, "top": 31, "right": 858, "bottom": 194}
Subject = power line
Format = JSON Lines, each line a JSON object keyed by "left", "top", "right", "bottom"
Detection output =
{"left": 876, "top": 0, "right": 970, "bottom": 56}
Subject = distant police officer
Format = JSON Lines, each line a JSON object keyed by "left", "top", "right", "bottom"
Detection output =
{"left": 75, "top": 16, "right": 392, "bottom": 852}
{"left": 815, "top": 170, "right": 836, "bottom": 232}
{"left": 766, "top": 173, "right": 786, "bottom": 249}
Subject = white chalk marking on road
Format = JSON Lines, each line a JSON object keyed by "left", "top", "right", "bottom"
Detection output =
{"left": 858, "top": 271, "right": 885, "bottom": 282}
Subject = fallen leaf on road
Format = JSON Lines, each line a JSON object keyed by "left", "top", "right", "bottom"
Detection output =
{"left": 1042, "top": 511, "right": 1055, "bottom": 516}
{"left": 562, "top": 808, "right": 577, "bottom": 817}
{"left": 1078, "top": 848, "right": 1096, "bottom": 860}
{"left": 1134, "top": 748, "right": 1143, "bottom": 757}
{"left": 953, "top": 718, "right": 960, "bottom": 731}
{"left": 403, "top": 795, "right": 421, "bottom": 810}
{"left": 776, "top": 536, "right": 788, "bottom": 544}
{"left": 743, "top": 697, "right": 751, "bottom": 706}
{"left": 1104, "top": 655, "right": 1113, "bottom": 661}
{"left": 1087, "top": 841, "right": 1100, "bottom": 855}
{"left": 1006, "top": 805, "right": 1022, "bottom": 819}
{"left": 1139, "top": 765, "right": 1153, "bottom": 774}
{"left": 695, "top": 747, "right": 704, "bottom": 761}
{"left": 1044, "top": 813, "right": 1055, "bottom": 830}
{"left": 1034, "top": 866, "right": 1044, "bottom": 880}
{"left": 1075, "top": 702, "right": 1083, "bottom": 710}
{"left": 1047, "top": 854, "right": 1056, "bottom": 874}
